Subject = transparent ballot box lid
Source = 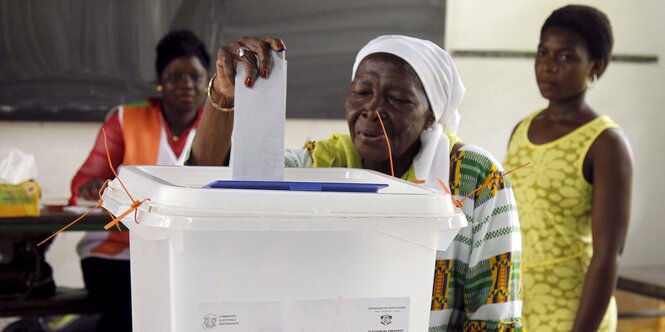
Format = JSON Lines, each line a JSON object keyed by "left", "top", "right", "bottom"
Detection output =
{"left": 101, "top": 166, "right": 467, "bottom": 238}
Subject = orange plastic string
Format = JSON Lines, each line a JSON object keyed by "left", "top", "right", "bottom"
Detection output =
{"left": 102, "top": 128, "right": 135, "bottom": 202}
{"left": 97, "top": 179, "right": 123, "bottom": 232}
{"left": 103, "top": 199, "right": 146, "bottom": 230}
{"left": 38, "top": 128, "right": 147, "bottom": 245}
{"left": 37, "top": 200, "right": 104, "bottom": 246}
{"left": 37, "top": 180, "right": 112, "bottom": 246}
{"left": 100, "top": 180, "right": 125, "bottom": 232}
{"left": 436, "top": 178, "right": 463, "bottom": 209}
{"left": 99, "top": 126, "right": 145, "bottom": 226}
{"left": 376, "top": 111, "right": 395, "bottom": 177}
{"left": 433, "top": 162, "right": 530, "bottom": 209}
{"left": 459, "top": 162, "right": 530, "bottom": 204}
{"left": 375, "top": 114, "right": 529, "bottom": 211}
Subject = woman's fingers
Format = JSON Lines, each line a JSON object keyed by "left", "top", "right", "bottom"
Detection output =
{"left": 79, "top": 179, "right": 103, "bottom": 201}
{"left": 79, "top": 188, "right": 95, "bottom": 201}
{"left": 215, "top": 37, "right": 287, "bottom": 92}
{"left": 264, "top": 37, "right": 286, "bottom": 52}
{"left": 239, "top": 37, "right": 285, "bottom": 79}
{"left": 216, "top": 47, "right": 237, "bottom": 97}
{"left": 234, "top": 41, "right": 260, "bottom": 87}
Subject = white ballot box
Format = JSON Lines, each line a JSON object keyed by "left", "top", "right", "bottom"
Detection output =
{"left": 101, "top": 166, "right": 466, "bottom": 332}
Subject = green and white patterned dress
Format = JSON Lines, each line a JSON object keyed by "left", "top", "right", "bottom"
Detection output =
{"left": 286, "top": 133, "right": 524, "bottom": 332}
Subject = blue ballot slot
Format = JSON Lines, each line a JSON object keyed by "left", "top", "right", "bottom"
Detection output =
{"left": 204, "top": 180, "right": 388, "bottom": 193}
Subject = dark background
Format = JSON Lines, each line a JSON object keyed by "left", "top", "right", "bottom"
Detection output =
{"left": 0, "top": 0, "right": 446, "bottom": 121}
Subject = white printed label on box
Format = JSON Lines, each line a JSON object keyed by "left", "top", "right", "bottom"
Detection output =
{"left": 197, "top": 297, "right": 409, "bottom": 331}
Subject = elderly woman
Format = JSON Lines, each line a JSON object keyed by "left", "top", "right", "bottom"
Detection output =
{"left": 191, "top": 35, "right": 523, "bottom": 331}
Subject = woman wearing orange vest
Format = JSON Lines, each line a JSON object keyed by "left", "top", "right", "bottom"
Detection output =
{"left": 69, "top": 29, "right": 210, "bottom": 331}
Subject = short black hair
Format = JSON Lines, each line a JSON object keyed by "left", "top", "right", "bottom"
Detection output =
{"left": 541, "top": 5, "right": 613, "bottom": 61}
{"left": 155, "top": 29, "right": 210, "bottom": 76}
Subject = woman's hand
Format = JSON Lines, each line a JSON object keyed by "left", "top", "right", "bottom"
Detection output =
{"left": 191, "top": 37, "right": 284, "bottom": 166}
{"left": 211, "top": 37, "right": 286, "bottom": 107}
{"left": 77, "top": 178, "right": 105, "bottom": 202}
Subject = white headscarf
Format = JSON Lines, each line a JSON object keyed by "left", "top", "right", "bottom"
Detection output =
{"left": 351, "top": 35, "right": 465, "bottom": 134}
{"left": 351, "top": 35, "right": 466, "bottom": 189}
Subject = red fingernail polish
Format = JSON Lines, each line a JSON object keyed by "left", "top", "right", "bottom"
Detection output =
{"left": 245, "top": 77, "right": 253, "bottom": 87}
{"left": 276, "top": 41, "right": 286, "bottom": 50}
{"left": 231, "top": 78, "right": 235, "bottom": 86}
{"left": 261, "top": 69, "right": 269, "bottom": 78}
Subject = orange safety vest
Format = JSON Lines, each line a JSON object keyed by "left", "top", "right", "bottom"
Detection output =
{"left": 90, "top": 103, "right": 162, "bottom": 256}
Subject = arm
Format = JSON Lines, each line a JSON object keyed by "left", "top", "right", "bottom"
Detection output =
{"left": 69, "top": 113, "right": 124, "bottom": 205}
{"left": 432, "top": 148, "right": 522, "bottom": 331}
{"left": 189, "top": 97, "right": 234, "bottom": 166}
{"left": 464, "top": 161, "right": 523, "bottom": 331}
{"left": 189, "top": 37, "right": 286, "bottom": 166}
{"left": 571, "top": 129, "right": 633, "bottom": 332}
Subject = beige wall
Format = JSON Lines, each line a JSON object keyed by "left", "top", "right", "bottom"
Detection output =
{"left": 446, "top": 0, "right": 665, "bottom": 270}
{"left": 1, "top": 0, "right": 662, "bottom": 289}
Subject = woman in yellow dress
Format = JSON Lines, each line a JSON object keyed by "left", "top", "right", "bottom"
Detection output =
{"left": 504, "top": 5, "right": 633, "bottom": 332}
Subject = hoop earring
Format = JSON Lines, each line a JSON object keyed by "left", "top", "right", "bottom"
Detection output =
{"left": 156, "top": 84, "right": 163, "bottom": 92}
{"left": 587, "top": 74, "right": 598, "bottom": 90}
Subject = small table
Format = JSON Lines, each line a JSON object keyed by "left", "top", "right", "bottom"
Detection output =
{"left": 618, "top": 265, "right": 665, "bottom": 301}
{"left": 617, "top": 265, "right": 665, "bottom": 319}
{"left": 0, "top": 207, "right": 117, "bottom": 233}
{"left": 0, "top": 287, "right": 99, "bottom": 317}
{"left": 0, "top": 207, "right": 111, "bottom": 318}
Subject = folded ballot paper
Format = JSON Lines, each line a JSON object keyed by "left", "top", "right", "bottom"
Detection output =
{"left": 231, "top": 51, "right": 287, "bottom": 181}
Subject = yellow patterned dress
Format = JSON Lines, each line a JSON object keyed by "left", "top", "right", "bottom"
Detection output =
{"left": 503, "top": 110, "right": 618, "bottom": 332}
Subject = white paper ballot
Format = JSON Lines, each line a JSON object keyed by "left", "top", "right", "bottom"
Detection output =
{"left": 231, "top": 51, "right": 287, "bottom": 181}
{"left": 198, "top": 297, "right": 410, "bottom": 331}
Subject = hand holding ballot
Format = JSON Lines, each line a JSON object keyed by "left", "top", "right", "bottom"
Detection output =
{"left": 208, "top": 37, "right": 286, "bottom": 108}
{"left": 191, "top": 37, "right": 286, "bottom": 167}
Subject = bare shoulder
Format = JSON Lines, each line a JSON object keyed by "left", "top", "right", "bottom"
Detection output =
{"left": 594, "top": 128, "right": 632, "bottom": 158}
{"left": 590, "top": 127, "right": 633, "bottom": 172}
